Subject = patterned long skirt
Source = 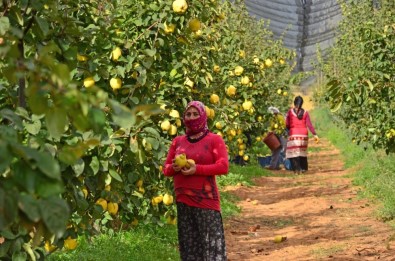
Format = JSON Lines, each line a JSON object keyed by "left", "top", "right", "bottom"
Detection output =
{"left": 286, "top": 135, "right": 309, "bottom": 171}
{"left": 177, "top": 202, "right": 227, "bottom": 261}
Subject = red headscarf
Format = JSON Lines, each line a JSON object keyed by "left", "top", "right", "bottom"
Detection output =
{"left": 183, "top": 101, "right": 208, "bottom": 136}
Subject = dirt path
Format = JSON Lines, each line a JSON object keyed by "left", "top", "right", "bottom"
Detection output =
{"left": 224, "top": 138, "right": 395, "bottom": 260}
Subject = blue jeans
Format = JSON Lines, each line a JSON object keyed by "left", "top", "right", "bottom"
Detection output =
{"left": 270, "top": 136, "right": 287, "bottom": 169}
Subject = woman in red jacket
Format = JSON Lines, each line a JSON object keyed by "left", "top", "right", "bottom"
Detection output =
{"left": 163, "top": 101, "right": 229, "bottom": 261}
{"left": 285, "top": 96, "right": 319, "bottom": 174}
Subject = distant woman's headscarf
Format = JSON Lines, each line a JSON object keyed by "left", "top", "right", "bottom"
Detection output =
{"left": 183, "top": 101, "right": 209, "bottom": 137}
{"left": 293, "top": 96, "right": 305, "bottom": 120}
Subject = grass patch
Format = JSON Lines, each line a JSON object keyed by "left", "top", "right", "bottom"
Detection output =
{"left": 220, "top": 190, "right": 242, "bottom": 219}
{"left": 309, "top": 146, "right": 322, "bottom": 153}
{"left": 311, "top": 107, "right": 395, "bottom": 221}
{"left": 310, "top": 244, "right": 345, "bottom": 259}
{"left": 48, "top": 224, "right": 179, "bottom": 261}
{"left": 311, "top": 108, "right": 370, "bottom": 168}
{"left": 217, "top": 163, "right": 269, "bottom": 187}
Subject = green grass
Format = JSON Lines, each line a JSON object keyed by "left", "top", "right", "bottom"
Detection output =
{"left": 47, "top": 224, "right": 180, "bottom": 261}
{"left": 310, "top": 244, "right": 346, "bottom": 259}
{"left": 311, "top": 108, "right": 369, "bottom": 168}
{"left": 311, "top": 107, "right": 395, "bottom": 221}
{"left": 217, "top": 163, "right": 269, "bottom": 187}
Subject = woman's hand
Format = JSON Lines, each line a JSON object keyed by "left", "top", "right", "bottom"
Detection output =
{"left": 181, "top": 159, "right": 196, "bottom": 176}
{"left": 172, "top": 159, "right": 182, "bottom": 172}
{"left": 314, "top": 135, "right": 319, "bottom": 143}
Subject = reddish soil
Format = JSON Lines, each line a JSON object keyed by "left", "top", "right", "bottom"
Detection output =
{"left": 224, "top": 138, "right": 395, "bottom": 261}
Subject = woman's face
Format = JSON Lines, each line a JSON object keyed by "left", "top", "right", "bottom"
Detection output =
{"left": 185, "top": 106, "right": 200, "bottom": 120}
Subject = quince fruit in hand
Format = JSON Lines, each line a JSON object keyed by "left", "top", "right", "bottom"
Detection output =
{"left": 185, "top": 159, "right": 195, "bottom": 169}
{"left": 174, "top": 153, "right": 188, "bottom": 168}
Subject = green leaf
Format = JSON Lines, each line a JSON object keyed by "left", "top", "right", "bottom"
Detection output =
{"left": 109, "top": 100, "right": 136, "bottom": 129}
{"left": 0, "top": 188, "right": 18, "bottom": 230}
{"left": 35, "top": 16, "right": 49, "bottom": 37}
{"left": 144, "top": 49, "right": 156, "bottom": 57}
{"left": 0, "top": 142, "right": 12, "bottom": 173}
{"left": 146, "top": 137, "right": 159, "bottom": 150}
{"left": 36, "top": 178, "right": 64, "bottom": 197}
{"left": 34, "top": 150, "right": 61, "bottom": 180}
{"left": 12, "top": 145, "right": 61, "bottom": 180}
{"left": 89, "top": 108, "right": 106, "bottom": 132}
{"left": 143, "top": 127, "right": 160, "bottom": 138}
{"left": 330, "top": 100, "right": 343, "bottom": 113}
{"left": 18, "top": 195, "right": 41, "bottom": 222}
{"left": 170, "top": 69, "right": 177, "bottom": 78}
{"left": 0, "top": 17, "right": 10, "bottom": 35}
{"left": 39, "top": 197, "right": 69, "bottom": 238}
{"left": 52, "top": 64, "right": 71, "bottom": 85}
{"left": 27, "top": 88, "right": 49, "bottom": 115}
{"left": 129, "top": 136, "right": 139, "bottom": 153}
{"left": 71, "top": 159, "right": 85, "bottom": 176}
{"left": 0, "top": 240, "right": 12, "bottom": 256}
{"left": 365, "top": 79, "right": 374, "bottom": 91}
{"left": 45, "top": 107, "right": 68, "bottom": 139}
{"left": 0, "top": 109, "right": 23, "bottom": 130}
{"left": 109, "top": 169, "right": 122, "bottom": 182}
{"left": 0, "top": 125, "right": 18, "bottom": 142}
{"left": 23, "top": 120, "right": 41, "bottom": 135}
{"left": 14, "top": 164, "right": 38, "bottom": 194}
{"left": 90, "top": 156, "right": 100, "bottom": 175}
{"left": 12, "top": 251, "right": 26, "bottom": 261}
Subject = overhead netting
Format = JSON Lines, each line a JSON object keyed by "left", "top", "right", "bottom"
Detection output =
{"left": 245, "top": 0, "right": 342, "bottom": 72}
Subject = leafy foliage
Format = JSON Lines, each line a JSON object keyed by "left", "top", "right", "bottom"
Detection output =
{"left": 319, "top": 0, "right": 395, "bottom": 153}
{"left": 0, "top": 0, "right": 296, "bottom": 258}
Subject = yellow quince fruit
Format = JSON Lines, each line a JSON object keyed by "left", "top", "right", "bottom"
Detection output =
{"left": 163, "top": 193, "right": 174, "bottom": 205}
{"left": 174, "top": 153, "right": 187, "bottom": 168}
{"left": 209, "top": 94, "right": 220, "bottom": 104}
{"left": 168, "top": 124, "right": 177, "bottom": 136}
{"left": 107, "top": 202, "right": 119, "bottom": 215}
{"left": 169, "top": 109, "right": 180, "bottom": 118}
{"left": 83, "top": 77, "right": 95, "bottom": 88}
{"left": 234, "top": 66, "right": 244, "bottom": 76}
{"left": 64, "top": 237, "right": 78, "bottom": 250}
{"left": 242, "top": 100, "right": 253, "bottom": 111}
{"left": 164, "top": 22, "right": 176, "bottom": 34}
{"left": 110, "top": 77, "right": 122, "bottom": 90}
{"left": 77, "top": 54, "right": 88, "bottom": 62}
{"left": 161, "top": 120, "right": 171, "bottom": 131}
{"left": 172, "top": 0, "right": 188, "bottom": 14}
{"left": 95, "top": 198, "right": 108, "bottom": 211}
{"left": 226, "top": 85, "right": 236, "bottom": 97}
{"left": 265, "top": 58, "right": 273, "bottom": 67}
{"left": 188, "top": 18, "right": 201, "bottom": 32}
{"left": 111, "top": 47, "right": 122, "bottom": 61}
{"left": 240, "top": 76, "right": 250, "bottom": 85}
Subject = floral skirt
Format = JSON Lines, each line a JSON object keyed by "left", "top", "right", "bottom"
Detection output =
{"left": 286, "top": 135, "right": 309, "bottom": 158}
{"left": 177, "top": 202, "right": 227, "bottom": 261}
